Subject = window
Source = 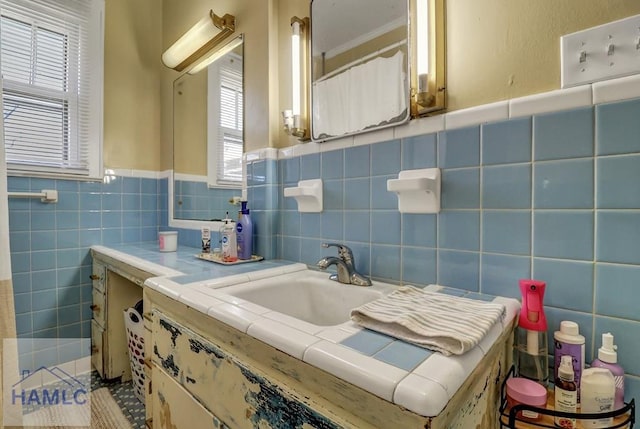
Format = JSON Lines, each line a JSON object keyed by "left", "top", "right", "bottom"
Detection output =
{"left": 0, "top": 0, "right": 103, "bottom": 178}
{"left": 207, "top": 51, "right": 243, "bottom": 187}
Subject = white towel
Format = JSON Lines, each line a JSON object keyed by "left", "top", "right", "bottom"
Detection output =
{"left": 350, "top": 286, "right": 506, "bottom": 356}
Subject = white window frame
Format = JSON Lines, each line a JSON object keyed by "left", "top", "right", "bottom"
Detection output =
{"left": 0, "top": 0, "right": 104, "bottom": 180}
{"left": 207, "top": 51, "right": 243, "bottom": 189}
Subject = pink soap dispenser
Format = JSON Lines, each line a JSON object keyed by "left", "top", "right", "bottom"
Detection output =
{"left": 515, "top": 279, "right": 549, "bottom": 385}
{"left": 591, "top": 332, "right": 625, "bottom": 410}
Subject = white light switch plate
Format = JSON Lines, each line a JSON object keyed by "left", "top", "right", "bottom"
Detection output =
{"left": 561, "top": 14, "right": 640, "bottom": 88}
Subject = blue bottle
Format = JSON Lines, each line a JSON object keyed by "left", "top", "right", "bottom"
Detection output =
{"left": 236, "top": 201, "right": 253, "bottom": 260}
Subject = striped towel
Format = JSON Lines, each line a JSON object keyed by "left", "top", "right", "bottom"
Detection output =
{"left": 350, "top": 286, "right": 506, "bottom": 356}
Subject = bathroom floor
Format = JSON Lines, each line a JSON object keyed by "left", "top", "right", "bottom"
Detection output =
{"left": 91, "top": 371, "right": 146, "bottom": 429}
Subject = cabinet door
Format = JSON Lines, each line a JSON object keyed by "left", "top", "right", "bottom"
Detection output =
{"left": 143, "top": 311, "right": 153, "bottom": 426}
{"left": 91, "top": 319, "right": 105, "bottom": 378}
{"left": 104, "top": 269, "right": 143, "bottom": 381}
{"left": 152, "top": 364, "right": 226, "bottom": 429}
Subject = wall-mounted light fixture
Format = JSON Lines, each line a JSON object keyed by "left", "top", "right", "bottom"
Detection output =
{"left": 411, "top": 0, "right": 446, "bottom": 117}
{"left": 162, "top": 10, "right": 236, "bottom": 72}
{"left": 188, "top": 34, "right": 243, "bottom": 75}
{"left": 283, "top": 16, "right": 310, "bottom": 140}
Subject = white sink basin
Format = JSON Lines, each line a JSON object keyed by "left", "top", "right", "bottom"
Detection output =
{"left": 222, "top": 269, "right": 396, "bottom": 326}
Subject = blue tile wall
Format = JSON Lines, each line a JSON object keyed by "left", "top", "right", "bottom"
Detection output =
{"left": 534, "top": 107, "right": 594, "bottom": 160}
{"left": 173, "top": 179, "right": 239, "bottom": 221}
{"left": 247, "top": 159, "right": 279, "bottom": 259}
{"left": 253, "top": 98, "right": 640, "bottom": 397}
{"left": 8, "top": 174, "right": 164, "bottom": 339}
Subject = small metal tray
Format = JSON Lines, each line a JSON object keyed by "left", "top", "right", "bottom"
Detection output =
{"left": 195, "top": 253, "right": 264, "bottom": 265}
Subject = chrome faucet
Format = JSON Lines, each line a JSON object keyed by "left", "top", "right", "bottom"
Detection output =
{"left": 316, "top": 243, "right": 372, "bottom": 286}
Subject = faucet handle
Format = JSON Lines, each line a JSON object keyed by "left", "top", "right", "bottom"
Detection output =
{"left": 321, "top": 242, "right": 354, "bottom": 264}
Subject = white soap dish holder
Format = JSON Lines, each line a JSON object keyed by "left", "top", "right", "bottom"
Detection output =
{"left": 283, "top": 179, "right": 323, "bottom": 213}
{"left": 387, "top": 168, "right": 441, "bottom": 213}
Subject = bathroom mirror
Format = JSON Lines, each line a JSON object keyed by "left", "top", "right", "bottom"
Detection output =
{"left": 172, "top": 35, "right": 244, "bottom": 223}
{"left": 310, "top": 0, "right": 410, "bottom": 141}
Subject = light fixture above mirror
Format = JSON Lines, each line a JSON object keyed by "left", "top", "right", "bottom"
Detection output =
{"left": 188, "top": 35, "right": 243, "bottom": 75}
{"left": 162, "top": 10, "right": 236, "bottom": 73}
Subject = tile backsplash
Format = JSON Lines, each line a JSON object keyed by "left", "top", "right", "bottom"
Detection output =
{"left": 6, "top": 81, "right": 640, "bottom": 401}
{"left": 246, "top": 95, "right": 640, "bottom": 400}
{"left": 7, "top": 174, "right": 167, "bottom": 340}
{"left": 173, "top": 178, "right": 239, "bottom": 221}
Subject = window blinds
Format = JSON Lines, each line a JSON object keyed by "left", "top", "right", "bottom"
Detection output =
{"left": 217, "top": 60, "right": 243, "bottom": 183}
{"left": 0, "top": 0, "right": 103, "bottom": 178}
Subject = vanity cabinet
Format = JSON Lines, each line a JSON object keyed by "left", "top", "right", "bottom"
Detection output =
{"left": 150, "top": 309, "right": 347, "bottom": 429}
{"left": 144, "top": 286, "right": 514, "bottom": 429}
{"left": 90, "top": 250, "right": 149, "bottom": 381}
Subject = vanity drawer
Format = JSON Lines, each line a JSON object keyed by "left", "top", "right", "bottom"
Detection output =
{"left": 91, "top": 287, "right": 106, "bottom": 328}
{"left": 152, "top": 364, "right": 223, "bottom": 429}
{"left": 91, "top": 262, "right": 106, "bottom": 293}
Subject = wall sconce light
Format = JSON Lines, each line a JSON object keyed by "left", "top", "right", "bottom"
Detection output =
{"left": 162, "top": 10, "right": 236, "bottom": 72}
{"left": 411, "top": 0, "right": 446, "bottom": 117}
{"left": 416, "top": 0, "right": 433, "bottom": 107}
{"left": 283, "top": 16, "right": 310, "bottom": 140}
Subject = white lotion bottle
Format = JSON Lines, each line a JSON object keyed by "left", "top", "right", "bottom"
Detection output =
{"left": 591, "top": 332, "right": 625, "bottom": 410}
{"left": 581, "top": 367, "right": 615, "bottom": 428}
{"left": 220, "top": 214, "right": 237, "bottom": 262}
{"left": 553, "top": 321, "right": 585, "bottom": 403}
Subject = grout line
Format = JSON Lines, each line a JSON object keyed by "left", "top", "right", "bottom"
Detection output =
{"left": 435, "top": 131, "right": 440, "bottom": 287}
{"left": 591, "top": 112, "right": 598, "bottom": 360}
{"left": 530, "top": 115, "right": 536, "bottom": 281}
{"left": 478, "top": 123, "right": 484, "bottom": 293}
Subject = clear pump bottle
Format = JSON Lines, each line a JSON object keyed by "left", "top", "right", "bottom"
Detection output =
{"left": 515, "top": 279, "right": 549, "bottom": 385}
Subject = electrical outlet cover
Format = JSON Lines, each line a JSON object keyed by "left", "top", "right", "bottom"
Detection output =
{"left": 561, "top": 14, "right": 640, "bottom": 88}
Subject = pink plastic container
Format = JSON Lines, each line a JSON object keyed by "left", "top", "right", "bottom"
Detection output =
{"left": 506, "top": 377, "right": 548, "bottom": 422}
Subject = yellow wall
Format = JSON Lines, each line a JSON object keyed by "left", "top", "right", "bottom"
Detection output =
{"left": 161, "top": 0, "right": 276, "bottom": 171}
{"left": 446, "top": 0, "right": 640, "bottom": 110}
{"left": 319, "top": 27, "right": 406, "bottom": 76}
{"left": 173, "top": 71, "right": 207, "bottom": 176}
{"left": 103, "top": 0, "right": 640, "bottom": 166}
{"left": 274, "top": 0, "right": 640, "bottom": 146}
{"left": 103, "top": 0, "right": 162, "bottom": 171}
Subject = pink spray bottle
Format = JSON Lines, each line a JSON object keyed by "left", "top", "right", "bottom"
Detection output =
{"left": 515, "top": 279, "right": 549, "bottom": 385}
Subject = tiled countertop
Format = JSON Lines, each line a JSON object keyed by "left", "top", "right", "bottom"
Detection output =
{"left": 91, "top": 243, "right": 521, "bottom": 418}
{"left": 91, "top": 242, "right": 297, "bottom": 283}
